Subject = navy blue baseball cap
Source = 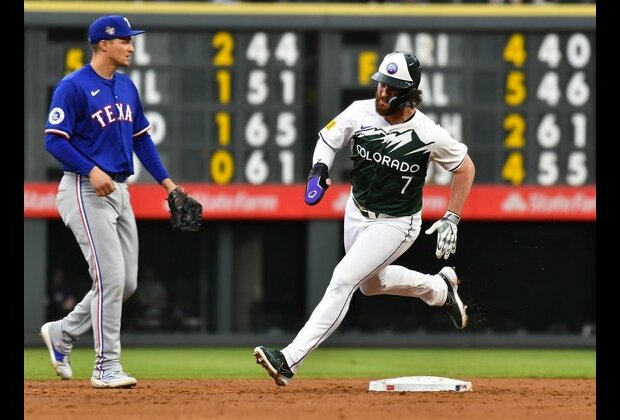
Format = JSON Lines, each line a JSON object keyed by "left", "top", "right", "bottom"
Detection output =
{"left": 88, "top": 15, "right": 145, "bottom": 44}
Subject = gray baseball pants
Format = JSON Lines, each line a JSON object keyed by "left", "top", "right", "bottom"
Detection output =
{"left": 54, "top": 172, "right": 138, "bottom": 379}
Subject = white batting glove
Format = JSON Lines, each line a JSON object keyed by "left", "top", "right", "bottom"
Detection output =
{"left": 425, "top": 211, "right": 460, "bottom": 260}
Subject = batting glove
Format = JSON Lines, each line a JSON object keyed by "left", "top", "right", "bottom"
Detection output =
{"left": 304, "top": 163, "right": 330, "bottom": 206}
{"left": 425, "top": 211, "right": 460, "bottom": 260}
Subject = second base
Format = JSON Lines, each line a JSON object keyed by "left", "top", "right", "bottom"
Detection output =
{"left": 368, "top": 376, "right": 472, "bottom": 392}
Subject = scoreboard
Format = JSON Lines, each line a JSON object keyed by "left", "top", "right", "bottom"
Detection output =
{"left": 24, "top": 2, "right": 596, "bottom": 220}
{"left": 123, "top": 29, "right": 307, "bottom": 185}
{"left": 337, "top": 30, "right": 595, "bottom": 187}
{"left": 36, "top": 28, "right": 308, "bottom": 184}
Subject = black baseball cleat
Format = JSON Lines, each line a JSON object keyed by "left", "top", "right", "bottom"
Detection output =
{"left": 253, "top": 346, "right": 294, "bottom": 386}
{"left": 438, "top": 267, "right": 468, "bottom": 329}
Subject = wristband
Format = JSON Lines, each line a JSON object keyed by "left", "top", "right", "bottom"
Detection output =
{"left": 443, "top": 211, "right": 461, "bottom": 225}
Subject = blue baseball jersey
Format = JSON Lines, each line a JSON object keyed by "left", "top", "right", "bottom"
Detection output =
{"left": 45, "top": 64, "right": 150, "bottom": 175}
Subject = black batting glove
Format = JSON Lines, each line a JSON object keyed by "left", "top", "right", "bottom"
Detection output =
{"left": 304, "top": 163, "right": 330, "bottom": 206}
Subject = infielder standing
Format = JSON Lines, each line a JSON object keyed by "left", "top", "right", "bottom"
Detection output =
{"left": 254, "top": 50, "right": 476, "bottom": 386}
{"left": 40, "top": 15, "right": 185, "bottom": 388}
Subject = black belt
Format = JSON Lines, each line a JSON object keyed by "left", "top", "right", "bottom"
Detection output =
{"left": 105, "top": 172, "right": 129, "bottom": 183}
{"left": 352, "top": 196, "right": 380, "bottom": 219}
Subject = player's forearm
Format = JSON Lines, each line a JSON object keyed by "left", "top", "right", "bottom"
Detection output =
{"left": 133, "top": 133, "right": 170, "bottom": 184}
{"left": 312, "top": 138, "right": 337, "bottom": 169}
{"left": 447, "top": 155, "right": 475, "bottom": 215}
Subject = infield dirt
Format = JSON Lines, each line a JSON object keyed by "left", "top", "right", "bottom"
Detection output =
{"left": 25, "top": 378, "right": 595, "bottom": 419}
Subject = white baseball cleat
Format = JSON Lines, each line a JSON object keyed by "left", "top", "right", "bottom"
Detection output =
{"left": 91, "top": 371, "right": 137, "bottom": 389}
{"left": 40, "top": 322, "right": 73, "bottom": 380}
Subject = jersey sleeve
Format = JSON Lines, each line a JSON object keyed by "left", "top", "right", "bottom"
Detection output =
{"left": 317, "top": 101, "right": 362, "bottom": 150}
{"left": 429, "top": 125, "right": 468, "bottom": 172}
{"left": 44, "top": 81, "right": 82, "bottom": 139}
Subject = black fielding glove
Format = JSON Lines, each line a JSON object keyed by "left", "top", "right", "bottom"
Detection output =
{"left": 167, "top": 187, "right": 203, "bottom": 232}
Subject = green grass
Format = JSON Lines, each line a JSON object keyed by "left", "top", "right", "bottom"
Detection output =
{"left": 25, "top": 347, "right": 595, "bottom": 380}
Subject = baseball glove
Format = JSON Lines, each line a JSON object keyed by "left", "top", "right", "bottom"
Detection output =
{"left": 167, "top": 187, "right": 202, "bottom": 232}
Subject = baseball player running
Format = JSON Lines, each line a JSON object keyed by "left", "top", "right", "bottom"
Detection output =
{"left": 254, "top": 51, "right": 476, "bottom": 386}
{"left": 40, "top": 15, "right": 188, "bottom": 388}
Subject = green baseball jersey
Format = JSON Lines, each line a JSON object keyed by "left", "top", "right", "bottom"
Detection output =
{"left": 318, "top": 99, "right": 467, "bottom": 217}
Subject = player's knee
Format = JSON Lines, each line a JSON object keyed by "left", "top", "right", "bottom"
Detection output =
{"left": 331, "top": 265, "right": 359, "bottom": 288}
{"left": 123, "top": 270, "right": 138, "bottom": 300}
{"left": 123, "top": 282, "right": 137, "bottom": 300}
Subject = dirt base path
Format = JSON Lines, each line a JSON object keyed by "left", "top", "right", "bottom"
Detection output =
{"left": 25, "top": 378, "right": 595, "bottom": 419}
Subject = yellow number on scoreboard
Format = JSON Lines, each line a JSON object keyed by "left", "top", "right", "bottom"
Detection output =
{"left": 503, "top": 33, "right": 527, "bottom": 68}
{"left": 213, "top": 32, "right": 234, "bottom": 67}
{"left": 358, "top": 51, "right": 378, "bottom": 86}
{"left": 215, "top": 111, "right": 231, "bottom": 146}
{"left": 65, "top": 48, "right": 84, "bottom": 75}
{"left": 503, "top": 113, "right": 526, "bottom": 148}
{"left": 505, "top": 71, "right": 526, "bottom": 106}
{"left": 216, "top": 70, "right": 231, "bottom": 104}
{"left": 501, "top": 152, "right": 526, "bottom": 185}
{"left": 210, "top": 150, "right": 234, "bottom": 184}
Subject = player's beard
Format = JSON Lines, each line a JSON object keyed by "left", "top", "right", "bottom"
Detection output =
{"left": 374, "top": 92, "right": 399, "bottom": 116}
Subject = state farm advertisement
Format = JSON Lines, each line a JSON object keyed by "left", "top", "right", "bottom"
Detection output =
{"left": 24, "top": 183, "right": 595, "bottom": 221}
